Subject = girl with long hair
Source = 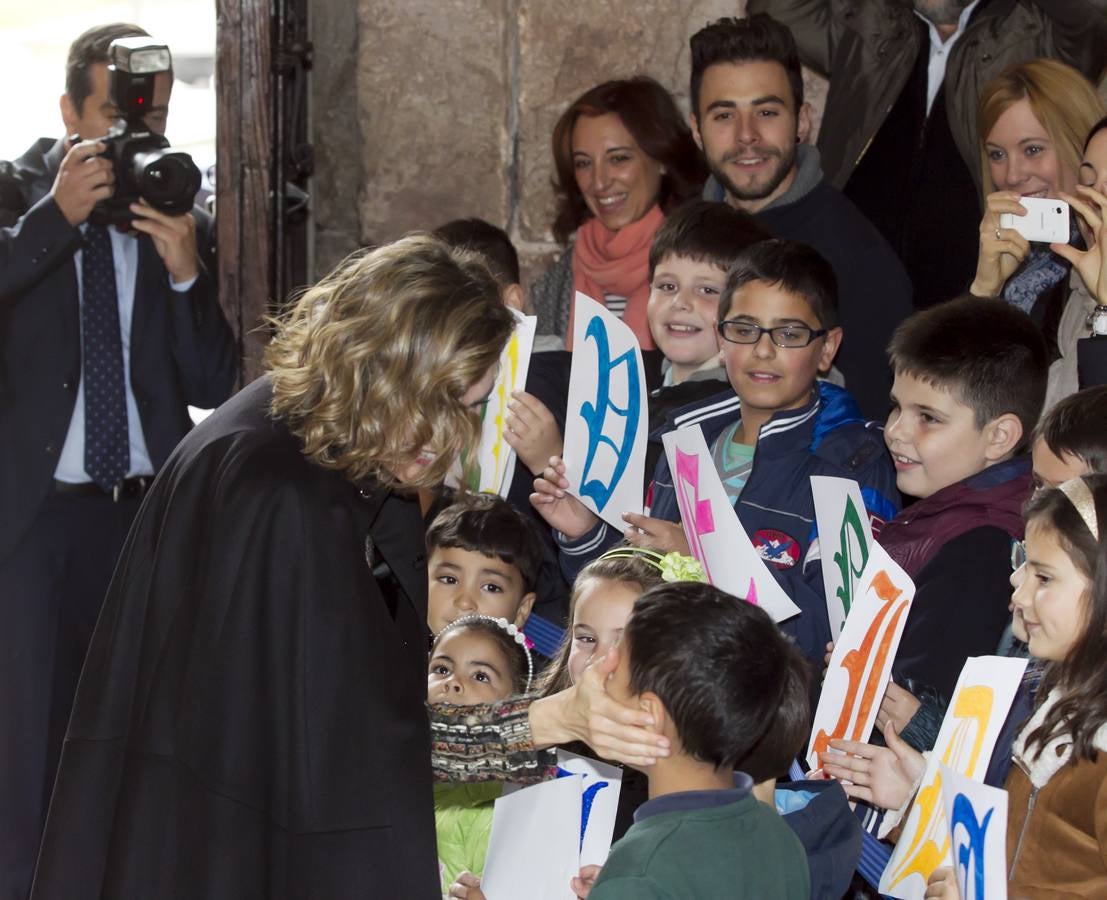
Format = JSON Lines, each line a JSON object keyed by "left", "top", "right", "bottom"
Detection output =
{"left": 822, "top": 475, "right": 1107, "bottom": 897}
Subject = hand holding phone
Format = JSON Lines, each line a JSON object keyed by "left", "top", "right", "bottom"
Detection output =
{"left": 1000, "top": 197, "right": 1070, "bottom": 243}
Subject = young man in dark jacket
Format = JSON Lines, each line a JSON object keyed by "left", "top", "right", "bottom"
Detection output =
{"left": 687, "top": 15, "right": 914, "bottom": 419}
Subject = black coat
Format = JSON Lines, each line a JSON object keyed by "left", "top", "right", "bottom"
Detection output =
{"left": 31, "top": 378, "right": 442, "bottom": 899}
{"left": 0, "top": 137, "right": 237, "bottom": 560}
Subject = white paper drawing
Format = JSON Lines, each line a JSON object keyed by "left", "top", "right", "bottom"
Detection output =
{"left": 938, "top": 763, "right": 1008, "bottom": 900}
{"left": 806, "top": 542, "right": 914, "bottom": 770}
{"left": 563, "top": 293, "right": 647, "bottom": 530}
{"left": 556, "top": 749, "right": 624, "bottom": 868}
{"left": 470, "top": 310, "right": 537, "bottom": 497}
{"left": 811, "top": 475, "right": 875, "bottom": 640}
{"left": 880, "top": 655, "right": 1028, "bottom": 900}
{"left": 481, "top": 776, "right": 581, "bottom": 900}
{"left": 661, "top": 425, "right": 801, "bottom": 623}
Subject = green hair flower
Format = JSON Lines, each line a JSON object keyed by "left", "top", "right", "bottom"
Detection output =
{"left": 599, "top": 546, "right": 707, "bottom": 583}
{"left": 658, "top": 552, "right": 707, "bottom": 584}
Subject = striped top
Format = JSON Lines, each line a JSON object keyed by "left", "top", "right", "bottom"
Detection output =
{"left": 710, "top": 419, "right": 756, "bottom": 506}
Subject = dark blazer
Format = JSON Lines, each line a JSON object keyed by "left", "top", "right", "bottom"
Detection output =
{"left": 0, "top": 137, "right": 237, "bottom": 560}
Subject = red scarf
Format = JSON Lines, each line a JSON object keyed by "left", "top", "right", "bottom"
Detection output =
{"left": 569, "top": 204, "right": 664, "bottom": 350}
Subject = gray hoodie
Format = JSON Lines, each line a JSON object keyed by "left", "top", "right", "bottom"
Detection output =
{"left": 703, "top": 143, "right": 824, "bottom": 213}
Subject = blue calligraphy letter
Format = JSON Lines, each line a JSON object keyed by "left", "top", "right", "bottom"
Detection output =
{"left": 578, "top": 315, "right": 641, "bottom": 511}
{"left": 951, "top": 793, "right": 994, "bottom": 900}
{"left": 556, "top": 766, "right": 612, "bottom": 851}
{"left": 579, "top": 780, "right": 610, "bottom": 850}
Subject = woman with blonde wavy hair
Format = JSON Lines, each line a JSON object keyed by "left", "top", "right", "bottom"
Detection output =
{"left": 266, "top": 233, "right": 514, "bottom": 488}
{"left": 29, "top": 234, "right": 669, "bottom": 899}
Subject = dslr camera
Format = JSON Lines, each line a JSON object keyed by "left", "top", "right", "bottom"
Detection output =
{"left": 90, "top": 37, "right": 201, "bottom": 226}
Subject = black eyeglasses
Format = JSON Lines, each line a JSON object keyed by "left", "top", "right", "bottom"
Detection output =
{"left": 717, "top": 320, "right": 828, "bottom": 348}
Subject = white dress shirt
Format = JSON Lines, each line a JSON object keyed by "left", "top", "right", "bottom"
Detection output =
{"left": 916, "top": 0, "right": 982, "bottom": 114}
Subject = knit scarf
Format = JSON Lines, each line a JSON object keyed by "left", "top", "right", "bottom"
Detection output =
{"left": 569, "top": 203, "right": 663, "bottom": 350}
{"left": 1003, "top": 244, "right": 1070, "bottom": 314}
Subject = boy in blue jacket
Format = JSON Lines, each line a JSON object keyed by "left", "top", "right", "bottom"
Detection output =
{"left": 533, "top": 239, "right": 899, "bottom": 664}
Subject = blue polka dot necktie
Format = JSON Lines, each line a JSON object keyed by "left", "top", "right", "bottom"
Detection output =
{"left": 82, "top": 223, "right": 130, "bottom": 492}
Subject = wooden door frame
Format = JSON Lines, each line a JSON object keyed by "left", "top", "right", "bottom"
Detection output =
{"left": 215, "top": 0, "right": 272, "bottom": 384}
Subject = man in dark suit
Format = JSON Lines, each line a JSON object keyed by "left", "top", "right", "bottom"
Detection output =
{"left": 0, "top": 23, "right": 236, "bottom": 899}
{"left": 748, "top": 0, "right": 1107, "bottom": 311}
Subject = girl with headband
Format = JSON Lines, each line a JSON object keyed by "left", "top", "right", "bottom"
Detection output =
{"left": 429, "top": 615, "right": 535, "bottom": 897}
{"left": 537, "top": 547, "right": 696, "bottom": 841}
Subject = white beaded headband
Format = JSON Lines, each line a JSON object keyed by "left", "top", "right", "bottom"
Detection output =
{"left": 1059, "top": 477, "right": 1100, "bottom": 541}
{"left": 434, "top": 614, "right": 534, "bottom": 693}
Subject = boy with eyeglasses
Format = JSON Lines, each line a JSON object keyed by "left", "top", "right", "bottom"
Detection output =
{"left": 535, "top": 239, "right": 899, "bottom": 666}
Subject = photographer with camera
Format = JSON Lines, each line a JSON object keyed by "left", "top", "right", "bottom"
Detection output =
{"left": 0, "top": 23, "right": 235, "bottom": 899}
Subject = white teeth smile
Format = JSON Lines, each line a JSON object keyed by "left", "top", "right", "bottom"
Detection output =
{"left": 597, "top": 195, "right": 626, "bottom": 207}
{"left": 667, "top": 324, "right": 699, "bottom": 333}
{"left": 892, "top": 453, "right": 918, "bottom": 464}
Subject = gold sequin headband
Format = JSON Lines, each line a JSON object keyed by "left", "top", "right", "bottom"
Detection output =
{"left": 1059, "top": 477, "right": 1099, "bottom": 541}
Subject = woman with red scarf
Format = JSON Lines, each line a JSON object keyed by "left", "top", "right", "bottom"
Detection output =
{"left": 530, "top": 77, "right": 706, "bottom": 373}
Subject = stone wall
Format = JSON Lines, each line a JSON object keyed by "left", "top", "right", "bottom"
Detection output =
{"left": 312, "top": 0, "right": 827, "bottom": 281}
{"left": 310, "top": 0, "right": 362, "bottom": 277}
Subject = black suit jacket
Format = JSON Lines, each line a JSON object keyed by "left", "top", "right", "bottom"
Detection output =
{"left": 0, "top": 137, "right": 237, "bottom": 560}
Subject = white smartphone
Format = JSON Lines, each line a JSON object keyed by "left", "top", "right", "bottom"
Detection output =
{"left": 999, "top": 197, "right": 1070, "bottom": 243}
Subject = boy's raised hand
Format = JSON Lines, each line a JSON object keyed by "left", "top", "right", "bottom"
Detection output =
{"left": 530, "top": 456, "right": 600, "bottom": 538}
{"left": 924, "top": 866, "right": 961, "bottom": 900}
{"left": 621, "top": 512, "right": 690, "bottom": 556}
{"left": 447, "top": 871, "right": 486, "bottom": 899}
{"left": 571, "top": 865, "right": 602, "bottom": 898}
{"left": 819, "top": 722, "right": 925, "bottom": 811}
{"left": 1055, "top": 186, "right": 1107, "bottom": 303}
{"left": 875, "top": 681, "right": 921, "bottom": 735}
{"left": 505, "top": 391, "right": 564, "bottom": 475}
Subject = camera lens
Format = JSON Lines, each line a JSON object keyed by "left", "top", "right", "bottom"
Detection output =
{"left": 133, "top": 149, "right": 201, "bottom": 215}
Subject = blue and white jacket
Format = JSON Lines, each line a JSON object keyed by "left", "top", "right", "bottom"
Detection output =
{"left": 557, "top": 382, "right": 900, "bottom": 664}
